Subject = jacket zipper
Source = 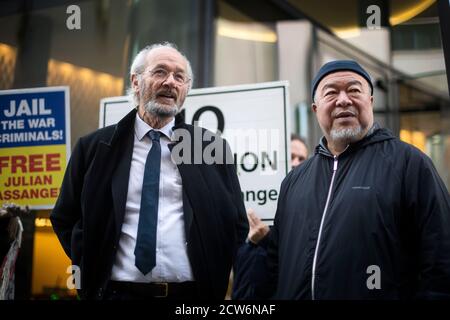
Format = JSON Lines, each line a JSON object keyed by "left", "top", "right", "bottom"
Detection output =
{"left": 311, "top": 156, "right": 338, "bottom": 300}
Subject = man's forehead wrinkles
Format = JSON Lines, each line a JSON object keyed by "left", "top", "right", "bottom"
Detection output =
{"left": 150, "top": 62, "right": 186, "bottom": 72}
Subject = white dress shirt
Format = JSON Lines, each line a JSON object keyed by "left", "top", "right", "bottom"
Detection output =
{"left": 110, "top": 113, "right": 194, "bottom": 283}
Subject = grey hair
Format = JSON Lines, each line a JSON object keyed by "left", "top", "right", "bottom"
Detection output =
{"left": 126, "top": 42, "right": 194, "bottom": 106}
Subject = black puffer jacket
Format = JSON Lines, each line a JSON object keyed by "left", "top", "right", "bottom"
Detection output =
{"left": 267, "top": 125, "right": 450, "bottom": 299}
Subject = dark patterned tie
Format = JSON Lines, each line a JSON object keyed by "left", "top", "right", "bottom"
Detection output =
{"left": 134, "top": 130, "right": 161, "bottom": 275}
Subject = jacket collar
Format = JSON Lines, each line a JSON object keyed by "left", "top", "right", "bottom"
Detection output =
{"left": 107, "top": 108, "right": 137, "bottom": 146}
{"left": 173, "top": 110, "right": 186, "bottom": 129}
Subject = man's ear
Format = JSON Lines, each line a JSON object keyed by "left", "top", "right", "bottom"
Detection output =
{"left": 131, "top": 73, "right": 139, "bottom": 92}
{"left": 312, "top": 103, "right": 317, "bottom": 113}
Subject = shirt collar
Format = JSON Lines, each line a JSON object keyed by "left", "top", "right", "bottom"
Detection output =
{"left": 135, "top": 113, "right": 175, "bottom": 141}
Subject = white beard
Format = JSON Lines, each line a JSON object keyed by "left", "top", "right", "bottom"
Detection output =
{"left": 330, "top": 125, "right": 363, "bottom": 143}
{"left": 144, "top": 100, "right": 178, "bottom": 118}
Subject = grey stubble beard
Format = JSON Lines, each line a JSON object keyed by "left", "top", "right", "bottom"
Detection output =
{"left": 144, "top": 99, "right": 179, "bottom": 119}
{"left": 329, "top": 125, "right": 364, "bottom": 145}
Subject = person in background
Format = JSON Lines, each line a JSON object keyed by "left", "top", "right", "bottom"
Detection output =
{"left": 290, "top": 134, "right": 309, "bottom": 169}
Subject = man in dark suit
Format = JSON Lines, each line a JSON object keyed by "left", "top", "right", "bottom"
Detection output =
{"left": 50, "top": 42, "right": 248, "bottom": 300}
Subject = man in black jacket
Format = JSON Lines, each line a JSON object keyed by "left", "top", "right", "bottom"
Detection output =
{"left": 241, "top": 60, "right": 450, "bottom": 300}
{"left": 50, "top": 42, "right": 248, "bottom": 300}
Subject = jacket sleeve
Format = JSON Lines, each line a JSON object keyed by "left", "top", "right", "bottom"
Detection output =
{"left": 232, "top": 175, "right": 286, "bottom": 300}
{"left": 404, "top": 148, "right": 450, "bottom": 298}
{"left": 235, "top": 174, "right": 290, "bottom": 299}
{"left": 232, "top": 231, "right": 272, "bottom": 300}
{"left": 232, "top": 240, "right": 270, "bottom": 300}
{"left": 50, "top": 138, "right": 86, "bottom": 260}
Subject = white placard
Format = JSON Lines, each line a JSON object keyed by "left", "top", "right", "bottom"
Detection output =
{"left": 99, "top": 81, "right": 290, "bottom": 222}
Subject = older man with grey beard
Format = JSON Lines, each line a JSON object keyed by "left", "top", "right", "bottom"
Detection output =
{"left": 51, "top": 42, "right": 248, "bottom": 300}
{"left": 238, "top": 60, "right": 450, "bottom": 300}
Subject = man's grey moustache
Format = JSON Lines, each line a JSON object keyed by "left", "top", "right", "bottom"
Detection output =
{"left": 157, "top": 92, "right": 177, "bottom": 98}
{"left": 334, "top": 110, "right": 357, "bottom": 118}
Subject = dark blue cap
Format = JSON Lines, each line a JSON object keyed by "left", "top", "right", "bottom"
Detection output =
{"left": 311, "top": 60, "right": 373, "bottom": 101}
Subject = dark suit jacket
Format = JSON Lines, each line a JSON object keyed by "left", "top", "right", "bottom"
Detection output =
{"left": 50, "top": 109, "right": 248, "bottom": 299}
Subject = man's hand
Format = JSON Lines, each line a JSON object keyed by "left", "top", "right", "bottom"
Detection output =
{"left": 247, "top": 208, "right": 270, "bottom": 245}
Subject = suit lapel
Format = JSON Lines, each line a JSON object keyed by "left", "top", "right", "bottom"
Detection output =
{"left": 102, "top": 109, "right": 136, "bottom": 239}
{"left": 168, "top": 124, "right": 212, "bottom": 241}
{"left": 111, "top": 130, "right": 134, "bottom": 237}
